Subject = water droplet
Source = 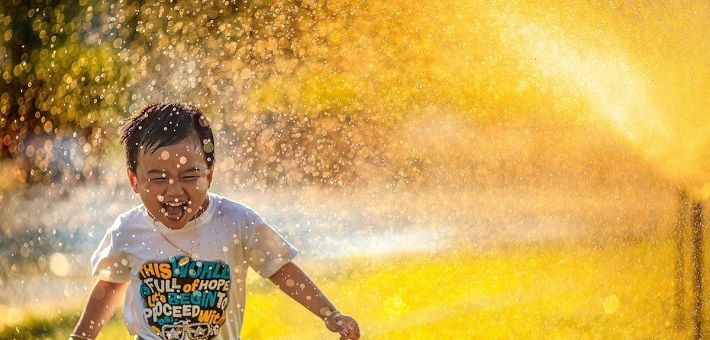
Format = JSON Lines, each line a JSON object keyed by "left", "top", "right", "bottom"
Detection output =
{"left": 203, "top": 140, "right": 214, "bottom": 153}
{"left": 199, "top": 116, "right": 211, "bottom": 127}
{"left": 48, "top": 253, "right": 70, "bottom": 277}
{"left": 603, "top": 295, "right": 620, "bottom": 314}
{"left": 319, "top": 307, "right": 332, "bottom": 317}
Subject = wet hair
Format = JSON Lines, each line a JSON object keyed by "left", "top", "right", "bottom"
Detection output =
{"left": 120, "top": 102, "right": 215, "bottom": 174}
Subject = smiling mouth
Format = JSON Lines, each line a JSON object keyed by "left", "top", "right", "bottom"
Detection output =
{"left": 161, "top": 201, "right": 186, "bottom": 220}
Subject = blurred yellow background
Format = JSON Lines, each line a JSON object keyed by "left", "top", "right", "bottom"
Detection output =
{"left": 1, "top": 0, "right": 709, "bottom": 338}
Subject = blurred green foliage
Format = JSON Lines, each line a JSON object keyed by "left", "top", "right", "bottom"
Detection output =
{"left": 2, "top": 0, "right": 706, "bottom": 193}
{"left": 0, "top": 0, "right": 398, "bottom": 190}
{"left": 0, "top": 0, "right": 124, "bottom": 149}
{"left": 0, "top": 0, "right": 128, "bottom": 191}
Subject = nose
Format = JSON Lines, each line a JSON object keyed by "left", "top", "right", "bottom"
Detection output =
{"left": 165, "top": 179, "right": 185, "bottom": 197}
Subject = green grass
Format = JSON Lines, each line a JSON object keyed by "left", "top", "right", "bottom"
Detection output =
{"left": 2, "top": 236, "right": 698, "bottom": 339}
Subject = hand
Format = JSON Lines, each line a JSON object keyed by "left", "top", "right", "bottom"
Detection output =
{"left": 325, "top": 312, "right": 360, "bottom": 340}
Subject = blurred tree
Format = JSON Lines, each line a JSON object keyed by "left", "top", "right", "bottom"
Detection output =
{"left": 0, "top": 0, "right": 135, "bottom": 189}
{"left": 1, "top": 0, "right": 386, "bottom": 189}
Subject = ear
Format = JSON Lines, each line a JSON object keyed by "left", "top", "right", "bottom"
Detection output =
{"left": 127, "top": 168, "right": 140, "bottom": 193}
{"left": 206, "top": 164, "right": 215, "bottom": 188}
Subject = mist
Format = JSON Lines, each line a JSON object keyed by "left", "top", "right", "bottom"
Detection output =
{"left": 0, "top": 0, "right": 708, "bottom": 338}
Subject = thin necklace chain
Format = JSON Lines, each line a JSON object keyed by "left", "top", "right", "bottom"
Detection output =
{"left": 152, "top": 216, "right": 198, "bottom": 260}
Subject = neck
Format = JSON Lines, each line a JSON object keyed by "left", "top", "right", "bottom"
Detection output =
{"left": 193, "top": 194, "right": 210, "bottom": 220}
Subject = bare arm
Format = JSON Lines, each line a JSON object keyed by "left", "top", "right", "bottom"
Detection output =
{"left": 269, "top": 262, "right": 360, "bottom": 339}
{"left": 70, "top": 279, "right": 128, "bottom": 340}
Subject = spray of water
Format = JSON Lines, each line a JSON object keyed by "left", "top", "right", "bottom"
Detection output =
{"left": 1, "top": 0, "right": 708, "bottom": 337}
{"left": 496, "top": 1, "right": 710, "bottom": 199}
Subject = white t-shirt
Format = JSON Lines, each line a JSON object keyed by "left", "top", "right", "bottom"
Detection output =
{"left": 92, "top": 193, "right": 298, "bottom": 340}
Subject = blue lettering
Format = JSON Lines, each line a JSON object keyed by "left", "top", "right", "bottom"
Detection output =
{"left": 167, "top": 292, "right": 180, "bottom": 305}
{"left": 202, "top": 263, "right": 215, "bottom": 278}
{"left": 140, "top": 283, "right": 152, "bottom": 297}
{"left": 188, "top": 261, "right": 202, "bottom": 278}
{"left": 217, "top": 264, "right": 231, "bottom": 279}
{"left": 170, "top": 256, "right": 190, "bottom": 278}
{"left": 204, "top": 290, "right": 217, "bottom": 307}
{"left": 168, "top": 259, "right": 231, "bottom": 279}
{"left": 157, "top": 316, "right": 175, "bottom": 326}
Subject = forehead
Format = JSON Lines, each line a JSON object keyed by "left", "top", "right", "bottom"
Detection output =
{"left": 136, "top": 136, "right": 207, "bottom": 169}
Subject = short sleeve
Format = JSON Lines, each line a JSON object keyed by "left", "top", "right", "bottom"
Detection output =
{"left": 91, "top": 217, "right": 131, "bottom": 283}
{"left": 245, "top": 213, "right": 298, "bottom": 278}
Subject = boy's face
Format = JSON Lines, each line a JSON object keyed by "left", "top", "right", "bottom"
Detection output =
{"left": 127, "top": 134, "right": 214, "bottom": 230}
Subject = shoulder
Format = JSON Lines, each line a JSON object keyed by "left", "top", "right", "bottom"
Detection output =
{"left": 106, "top": 205, "right": 150, "bottom": 235}
{"left": 209, "top": 193, "right": 263, "bottom": 223}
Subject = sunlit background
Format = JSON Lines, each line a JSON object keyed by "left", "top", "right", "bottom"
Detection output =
{"left": 1, "top": 0, "right": 709, "bottom": 338}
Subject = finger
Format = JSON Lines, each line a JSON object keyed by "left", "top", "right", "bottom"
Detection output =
{"left": 348, "top": 322, "right": 359, "bottom": 337}
{"left": 340, "top": 327, "right": 359, "bottom": 340}
{"left": 341, "top": 332, "right": 357, "bottom": 340}
{"left": 343, "top": 321, "right": 359, "bottom": 339}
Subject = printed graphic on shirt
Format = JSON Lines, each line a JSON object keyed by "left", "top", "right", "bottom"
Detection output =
{"left": 139, "top": 256, "right": 231, "bottom": 340}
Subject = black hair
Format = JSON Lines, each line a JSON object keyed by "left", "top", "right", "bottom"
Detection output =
{"left": 120, "top": 102, "right": 215, "bottom": 174}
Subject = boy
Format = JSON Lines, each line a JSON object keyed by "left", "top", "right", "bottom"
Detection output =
{"left": 70, "top": 103, "right": 360, "bottom": 340}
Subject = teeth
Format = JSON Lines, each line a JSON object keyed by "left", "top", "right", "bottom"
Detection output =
{"left": 165, "top": 202, "right": 183, "bottom": 207}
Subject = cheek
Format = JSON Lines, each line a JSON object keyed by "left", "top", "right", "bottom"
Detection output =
{"left": 195, "top": 178, "right": 209, "bottom": 191}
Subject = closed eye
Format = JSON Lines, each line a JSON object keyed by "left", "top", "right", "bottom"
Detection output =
{"left": 146, "top": 169, "right": 168, "bottom": 181}
{"left": 181, "top": 167, "right": 203, "bottom": 180}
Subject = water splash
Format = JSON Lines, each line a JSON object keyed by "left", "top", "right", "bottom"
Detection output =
{"left": 499, "top": 2, "right": 710, "bottom": 199}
